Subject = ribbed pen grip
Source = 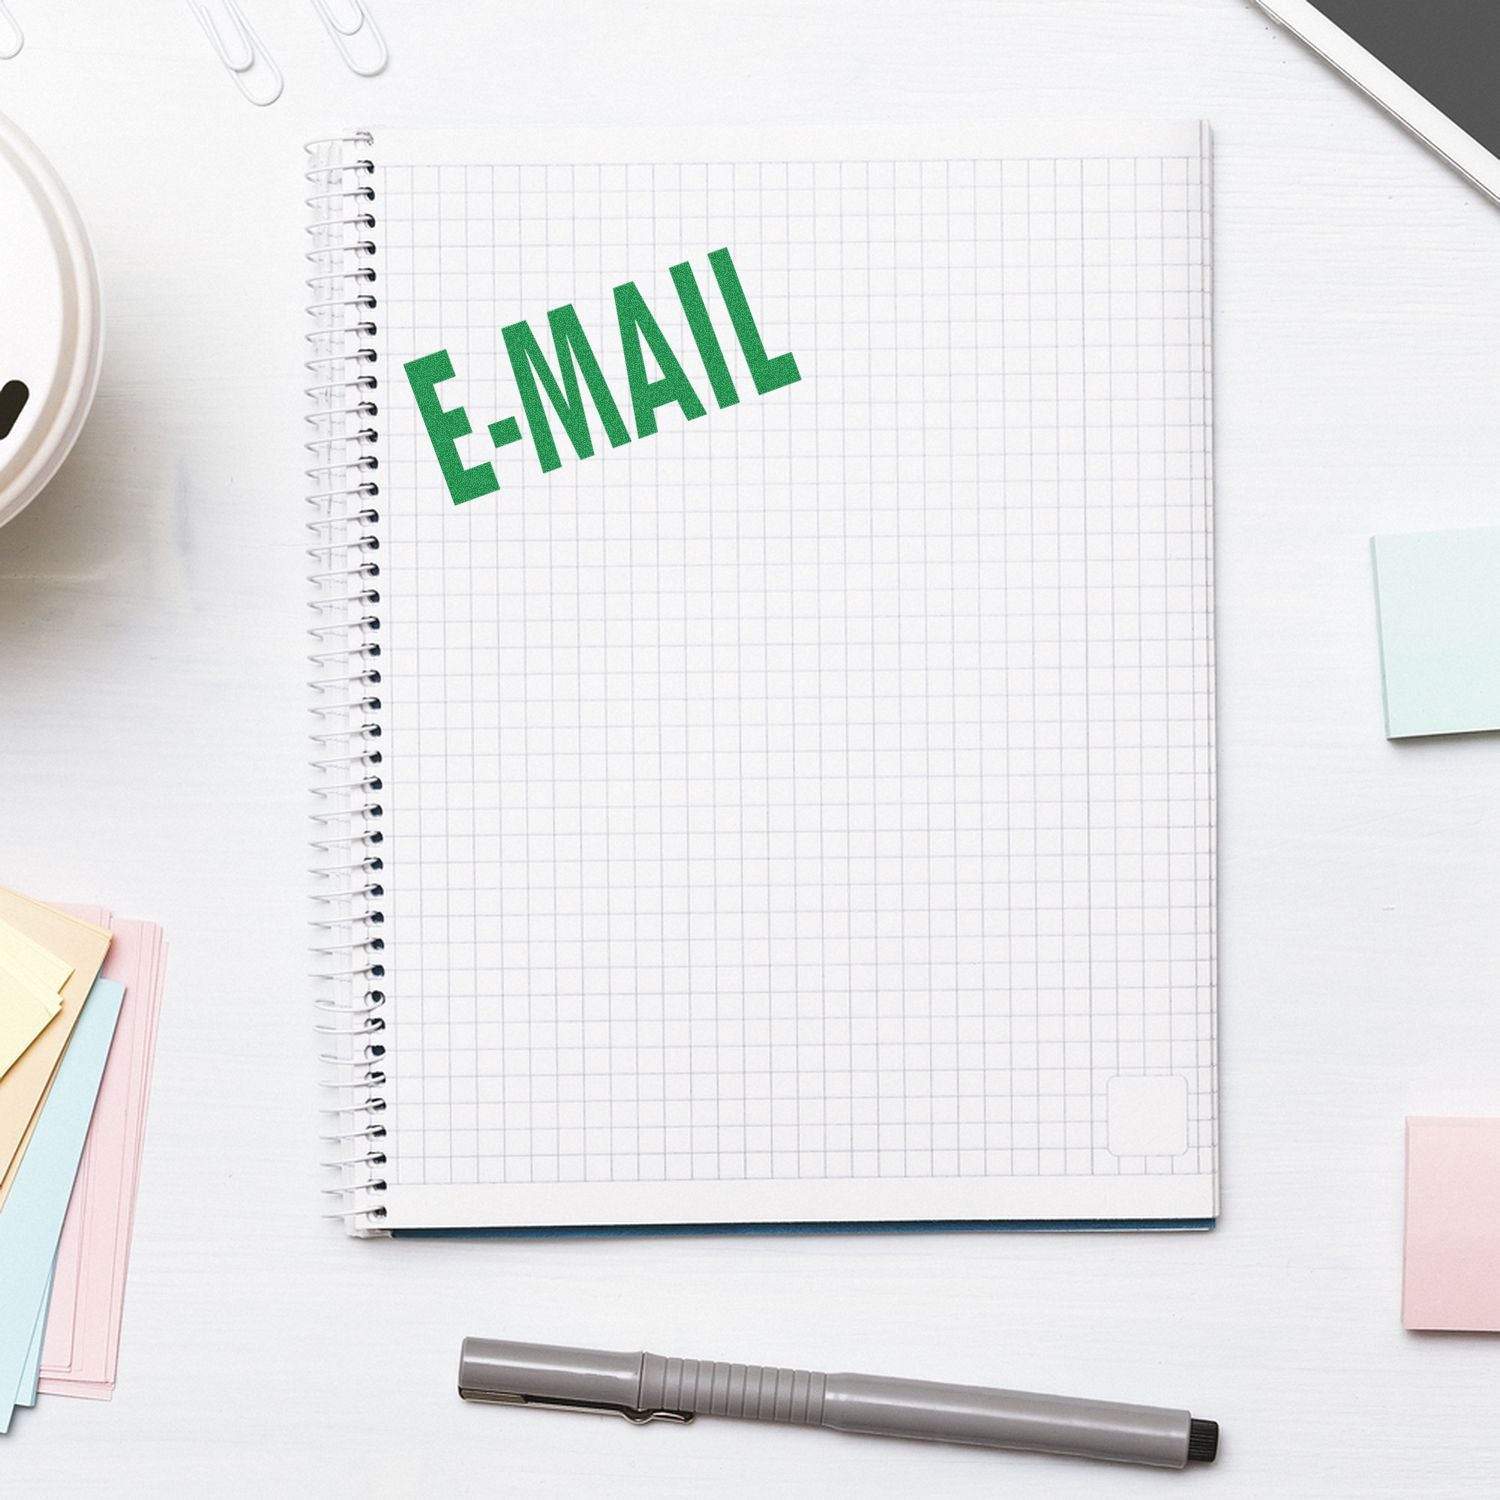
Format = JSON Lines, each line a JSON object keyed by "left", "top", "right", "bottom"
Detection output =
{"left": 640, "top": 1356, "right": 827, "bottom": 1425}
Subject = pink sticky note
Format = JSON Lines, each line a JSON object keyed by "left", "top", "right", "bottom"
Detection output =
{"left": 38, "top": 913, "right": 167, "bottom": 1397}
{"left": 1403, "top": 1117, "right": 1500, "bottom": 1332}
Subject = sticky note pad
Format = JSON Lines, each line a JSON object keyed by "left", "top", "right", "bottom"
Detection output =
{"left": 1371, "top": 527, "right": 1500, "bottom": 738}
{"left": 1403, "top": 1117, "right": 1500, "bottom": 1331}
{"left": 0, "top": 977, "right": 125, "bottom": 1430}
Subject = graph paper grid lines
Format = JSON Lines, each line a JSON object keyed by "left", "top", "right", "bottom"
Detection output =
{"left": 370, "top": 132, "right": 1215, "bottom": 1224}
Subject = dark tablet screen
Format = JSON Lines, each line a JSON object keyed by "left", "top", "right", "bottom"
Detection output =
{"left": 1307, "top": 1, "right": 1500, "bottom": 159}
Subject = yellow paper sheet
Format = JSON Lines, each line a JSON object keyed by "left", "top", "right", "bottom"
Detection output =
{"left": 0, "top": 890, "right": 111, "bottom": 1207}
{"left": 0, "top": 965, "right": 61, "bottom": 1080}
{"left": 0, "top": 910, "right": 72, "bottom": 1078}
{"left": 0, "top": 914, "right": 75, "bottom": 996}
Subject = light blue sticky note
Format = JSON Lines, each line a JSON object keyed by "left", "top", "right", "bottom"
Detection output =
{"left": 14, "top": 1263, "right": 56, "bottom": 1408}
{"left": 0, "top": 978, "right": 124, "bottom": 1433}
{"left": 1371, "top": 527, "right": 1500, "bottom": 738}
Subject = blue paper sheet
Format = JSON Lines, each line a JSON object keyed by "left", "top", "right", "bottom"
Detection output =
{"left": 1371, "top": 527, "right": 1500, "bottom": 737}
{"left": 14, "top": 1263, "right": 54, "bottom": 1408}
{"left": 0, "top": 978, "right": 124, "bottom": 1432}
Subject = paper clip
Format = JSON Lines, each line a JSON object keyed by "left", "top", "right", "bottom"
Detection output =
{"left": 311, "top": 0, "right": 388, "bottom": 77}
{"left": 0, "top": 3, "right": 23, "bottom": 60}
{"left": 188, "top": 0, "right": 284, "bottom": 106}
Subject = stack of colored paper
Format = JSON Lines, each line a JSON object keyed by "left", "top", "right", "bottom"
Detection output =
{"left": 0, "top": 889, "right": 168, "bottom": 1432}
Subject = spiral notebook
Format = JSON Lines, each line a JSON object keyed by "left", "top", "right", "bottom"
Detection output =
{"left": 307, "top": 123, "right": 1217, "bottom": 1237}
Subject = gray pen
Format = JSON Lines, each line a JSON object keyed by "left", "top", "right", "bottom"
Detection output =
{"left": 458, "top": 1338, "right": 1219, "bottom": 1470}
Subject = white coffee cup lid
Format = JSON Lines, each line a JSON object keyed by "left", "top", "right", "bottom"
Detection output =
{"left": 0, "top": 112, "right": 103, "bottom": 529}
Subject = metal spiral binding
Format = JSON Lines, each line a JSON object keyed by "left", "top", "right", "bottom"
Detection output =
{"left": 306, "top": 131, "right": 388, "bottom": 1235}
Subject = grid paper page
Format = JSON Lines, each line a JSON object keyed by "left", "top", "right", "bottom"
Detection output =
{"left": 371, "top": 124, "right": 1215, "bottom": 1230}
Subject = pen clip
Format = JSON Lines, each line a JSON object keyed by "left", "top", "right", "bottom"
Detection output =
{"left": 459, "top": 1387, "right": 693, "bottom": 1426}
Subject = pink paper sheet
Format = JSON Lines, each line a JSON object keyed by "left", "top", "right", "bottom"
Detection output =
{"left": 37, "top": 913, "right": 167, "bottom": 1398}
{"left": 1403, "top": 1116, "right": 1500, "bottom": 1333}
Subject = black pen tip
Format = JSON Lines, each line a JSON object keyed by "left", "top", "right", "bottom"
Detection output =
{"left": 1187, "top": 1418, "right": 1219, "bottom": 1464}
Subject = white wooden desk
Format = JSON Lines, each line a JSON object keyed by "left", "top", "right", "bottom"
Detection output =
{"left": 2, "top": 2, "right": 1498, "bottom": 1493}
